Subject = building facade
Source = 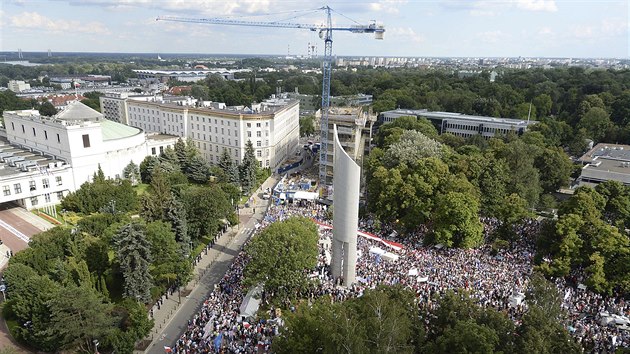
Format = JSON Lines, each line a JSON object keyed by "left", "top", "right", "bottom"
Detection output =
{"left": 7, "top": 80, "right": 31, "bottom": 93}
{"left": 322, "top": 106, "right": 373, "bottom": 186}
{"left": 107, "top": 97, "right": 300, "bottom": 170}
{"left": 2, "top": 102, "right": 177, "bottom": 192}
{"left": 380, "top": 109, "right": 537, "bottom": 138}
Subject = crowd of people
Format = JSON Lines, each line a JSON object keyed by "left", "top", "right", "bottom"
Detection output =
{"left": 172, "top": 199, "right": 629, "bottom": 353}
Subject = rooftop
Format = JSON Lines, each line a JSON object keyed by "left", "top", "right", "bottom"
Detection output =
{"left": 101, "top": 120, "right": 142, "bottom": 141}
{"left": 382, "top": 108, "right": 537, "bottom": 126}
{"left": 578, "top": 143, "right": 630, "bottom": 186}
{"left": 0, "top": 137, "right": 67, "bottom": 178}
{"left": 55, "top": 101, "right": 103, "bottom": 122}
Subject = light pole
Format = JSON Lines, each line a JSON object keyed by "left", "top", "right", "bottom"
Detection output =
{"left": 93, "top": 339, "right": 99, "bottom": 354}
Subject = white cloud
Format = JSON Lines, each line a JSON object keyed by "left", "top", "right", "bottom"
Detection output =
{"left": 9, "top": 11, "right": 110, "bottom": 35}
{"left": 389, "top": 26, "right": 424, "bottom": 43}
{"left": 440, "top": 0, "right": 557, "bottom": 13}
{"left": 369, "top": 0, "right": 408, "bottom": 14}
{"left": 514, "top": 0, "right": 557, "bottom": 12}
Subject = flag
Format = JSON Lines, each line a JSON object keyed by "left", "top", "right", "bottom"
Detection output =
{"left": 164, "top": 346, "right": 172, "bottom": 353}
{"left": 213, "top": 332, "right": 223, "bottom": 352}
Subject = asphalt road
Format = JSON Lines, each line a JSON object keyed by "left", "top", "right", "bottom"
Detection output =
{"left": 147, "top": 200, "right": 267, "bottom": 353}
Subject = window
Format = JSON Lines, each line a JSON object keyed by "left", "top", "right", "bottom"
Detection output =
{"left": 32, "top": 127, "right": 36, "bottom": 137}
{"left": 247, "top": 123, "right": 251, "bottom": 128}
{"left": 256, "top": 131, "right": 261, "bottom": 137}
{"left": 57, "top": 191, "right": 63, "bottom": 200}
{"left": 56, "top": 176, "right": 62, "bottom": 186}
{"left": 29, "top": 181, "right": 36, "bottom": 191}
{"left": 152, "top": 147, "right": 156, "bottom": 155}
{"left": 82, "top": 134, "right": 90, "bottom": 148}
{"left": 21, "top": 125, "right": 25, "bottom": 133}
{"left": 160, "top": 146, "right": 164, "bottom": 154}
{"left": 256, "top": 141, "right": 262, "bottom": 147}
{"left": 44, "top": 194, "right": 51, "bottom": 203}
{"left": 57, "top": 133, "right": 61, "bottom": 143}
{"left": 11, "top": 122, "right": 14, "bottom": 131}
{"left": 31, "top": 196, "right": 38, "bottom": 206}
{"left": 247, "top": 131, "right": 251, "bottom": 137}
{"left": 2, "top": 186, "right": 10, "bottom": 196}
{"left": 256, "top": 150, "right": 262, "bottom": 157}
{"left": 44, "top": 130, "right": 48, "bottom": 140}
{"left": 14, "top": 183, "right": 22, "bottom": 194}
{"left": 256, "top": 123, "right": 261, "bottom": 128}
{"left": 42, "top": 178, "right": 49, "bottom": 189}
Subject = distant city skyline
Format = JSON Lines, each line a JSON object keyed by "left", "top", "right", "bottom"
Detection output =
{"left": 1, "top": 0, "right": 628, "bottom": 58}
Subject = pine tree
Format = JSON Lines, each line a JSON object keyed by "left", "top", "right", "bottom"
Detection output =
{"left": 112, "top": 223, "right": 153, "bottom": 303}
{"left": 159, "top": 146, "right": 180, "bottom": 169}
{"left": 185, "top": 155, "right": 210, "bottom": 184}
{"left": 218, "top": 148, "right": 240, "bottom": 184}
{"left": 240, "top": 140, "right": 259, "bottom": 193}
{"left": 122, "top": 161, "right": 140, "bottom": 185}
{"left": 174, "top": 138, "right": 188, "bottom": 171}
{"left": 166, "top": 198, "right": 190, "bottom": 256}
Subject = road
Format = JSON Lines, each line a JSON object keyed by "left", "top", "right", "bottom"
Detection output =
{"left": 146, "top": 179, "right": 275, "bottom": 353}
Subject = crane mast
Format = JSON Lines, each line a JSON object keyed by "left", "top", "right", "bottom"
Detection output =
{"left": 157, "top": 6, "right": 384, "bottom": 189}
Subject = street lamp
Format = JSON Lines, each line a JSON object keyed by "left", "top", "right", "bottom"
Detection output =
{"left": 93, "top": 339, "right": 99, "bottom": 354}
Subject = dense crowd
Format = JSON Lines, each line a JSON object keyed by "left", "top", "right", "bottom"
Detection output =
{"left": 172, "top": 200, "right": 629, "bottom": 353}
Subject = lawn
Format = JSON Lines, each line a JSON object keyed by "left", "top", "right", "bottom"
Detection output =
{"left": 134, "top": 183, "right": 150, "bottom": 195}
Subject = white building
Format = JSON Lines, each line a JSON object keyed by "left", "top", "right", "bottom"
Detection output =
{"left": 2, "top": 101, "right": 177, "bottom": 192}
{"left": 380, "top": 109, "right": 537, "bottom": 139}
{"left": 7, "top": 80, "right": 31, "bottom": 93}
{"left": 114, "top": 97, "right": 300, "bottom": 170}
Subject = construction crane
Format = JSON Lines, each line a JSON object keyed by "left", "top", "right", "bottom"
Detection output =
{"left": 157, "top": 6, "right": 384, "bottom": 187}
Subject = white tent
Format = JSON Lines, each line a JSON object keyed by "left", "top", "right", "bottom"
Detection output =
{"left": 293, "top": 191, "right": 318, "bottom": 200}
{"left": 417, "top": 276, "right": 428, "bottom": 283}
{"left": 239, "top": 285, "right": 263, "bottom": 320}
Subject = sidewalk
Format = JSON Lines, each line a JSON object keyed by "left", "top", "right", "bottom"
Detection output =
{"left": 137, "top": 175, "right": 279, "bottom": 353}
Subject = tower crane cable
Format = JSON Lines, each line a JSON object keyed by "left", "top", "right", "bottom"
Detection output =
{"left": 156, "top": 5, "right": 384, "bottom": 189}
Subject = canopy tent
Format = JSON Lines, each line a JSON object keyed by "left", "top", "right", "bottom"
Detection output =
{"left": 293, "top": 191, "right": 318, "bottom": 200}
{"left": 417, "top": 276, "right": 429, "bottom": 283}
{"left": 239, "top": 285, "right": 263, "bottom": 320}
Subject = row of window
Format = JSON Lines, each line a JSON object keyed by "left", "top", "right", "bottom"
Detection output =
{"left": 30, "top": 192, "right": 62, "bottom": 206}
{"left": 10, "top": 122, "right": 61, "bottom": 143}
{"left": 2, "top": 176, "right": 63, "bottom": 196}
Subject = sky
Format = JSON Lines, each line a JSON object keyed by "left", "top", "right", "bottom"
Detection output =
{"left": 0, "top": 0, "right": 628, "bottom": 58}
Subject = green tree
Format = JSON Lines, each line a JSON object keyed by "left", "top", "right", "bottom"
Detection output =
{"left": 112, "top": 223, "right": 153, "bottom": 303}
{"left": 382, "top": 130, "right": 444, "bottom": 169}
{"left": 139, "top": 155, "right": 160, "bottom": 183}
{"left": 578, "top": 107, "right": 613, "bottom": 142}
{"left": 299, "top": 115, "right": 316, "bottom": 137}
{"left": 240, "top": 140, "right": 259, "bottom": 193}
{"left": 218, "top": 148, "right": 240, "bottom": 184}
{"left": 244, "top": 217, "right": 319, "bottom": 302}
{"left": 46, "top": 284, "right": 117, "bottom": 352}
{"left": 122, "top": 161, "right": 140, "bottom": 186}
{"left": 181, "top": 184, "right": 234, "bottom": 240}
{"left": 38, "top": 101, "right": 58, "bottom": 116}
{"left": 185, "top": 154, "right": 210, "bottom": 184}
{"left": 431, "top": 191, "right": 484, "bottom": 248}
{"left": 536, "top": 146, "right": 573, "bottom": 194}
